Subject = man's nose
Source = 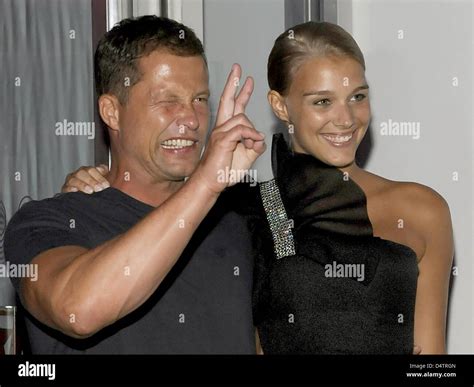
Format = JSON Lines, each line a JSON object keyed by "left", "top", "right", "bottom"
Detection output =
{"left": 177, "top": 103, "right": 200, "bottom": 131}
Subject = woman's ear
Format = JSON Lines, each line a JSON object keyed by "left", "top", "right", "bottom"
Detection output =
{"left": 98, "top": 94, "right": 121, "bottom": 134}
{"left": 267, "top": 90, "right": 290, "bottom": 123}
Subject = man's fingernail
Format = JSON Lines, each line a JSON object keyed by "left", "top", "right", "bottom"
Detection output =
{"left": 102, "top": 182, "right": 110, "bottom": 189}
{"left": 94, "top": 185, "right": 103, "bottom": 192}
{"left": 70, "top": 187, "right": 78, "bottom": 192}
{"left": 85, "top": 186, "right": 93, "bottom": 194}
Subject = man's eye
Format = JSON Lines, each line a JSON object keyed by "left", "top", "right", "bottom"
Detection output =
{"left": 314, "top": 98, "right": 331, "bottom": 106}
{"left": 351, "top": 93, "right": 367, "bottom": 102}
{"left": 194, "top": 97, "right": 208, "bottom": 103}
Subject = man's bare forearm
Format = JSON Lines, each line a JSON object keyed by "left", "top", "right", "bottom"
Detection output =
{"left": 23, "top": 64, "right": 266, "bottom": 339}
{"left": 26, "top": 174, "right": 219, "bottom": 337}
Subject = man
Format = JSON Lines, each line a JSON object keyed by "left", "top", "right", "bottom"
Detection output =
{"left": 4, "top": 15, "right": 265, "bottom": 354}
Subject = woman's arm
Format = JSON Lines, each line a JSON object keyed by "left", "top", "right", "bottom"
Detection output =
{"left": 412, "top": 186, "right": 454, "bottom": 354}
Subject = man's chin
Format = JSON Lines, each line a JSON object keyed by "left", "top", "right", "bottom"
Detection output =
{"left": 166, "top": 164, "right": 199, "bottom": 181}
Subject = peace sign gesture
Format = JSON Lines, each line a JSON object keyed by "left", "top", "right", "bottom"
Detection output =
{"left": 193, "top": 64, "right": 266, "bottom": 194}
{"left": 215, "top": 63, "right": 254, "bottom": 126}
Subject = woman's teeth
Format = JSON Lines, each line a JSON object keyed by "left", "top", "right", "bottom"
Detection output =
{"left": 161, "top": 139, "right": 195, "bottom": 149}
{"left": 322, "top": 133, "right": 353, "bottom": 143}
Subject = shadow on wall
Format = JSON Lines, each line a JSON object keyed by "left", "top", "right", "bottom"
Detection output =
{"left": 356, "top": 123, "right": 373, "bottom": 169}
{"left": 446, "top": 251, "right": 456, "bottom": 352}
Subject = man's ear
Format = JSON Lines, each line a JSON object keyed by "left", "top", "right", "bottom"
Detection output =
{"left": 98, "top": 94, "right": 121, "bottom": 134}
{"left": 267, "top": 90, "right": 290, "bottom": 123}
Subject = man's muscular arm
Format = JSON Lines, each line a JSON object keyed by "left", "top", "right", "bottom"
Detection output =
{"left": 20, "top": 65, "right": 265, "bottom": 339}
{"left": 24, "top": 175, "right": 218, "bottom": 338}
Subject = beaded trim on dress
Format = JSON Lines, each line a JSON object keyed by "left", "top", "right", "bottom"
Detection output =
{"left": 259, "top": 179, "right": 296, "bottom": 259}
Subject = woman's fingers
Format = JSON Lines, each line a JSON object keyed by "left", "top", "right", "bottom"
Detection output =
{"left": 63, "top": 176, "right": 94, "bottom": 194}
{"left": 98, "top": 164, "right": 109, "bottom": 176}
{"left": 86, "top": 167, "right": 110, "bottom": 190}
{"left": 61, "top": 184, "right": 79, "bottom": 193}
{"left": 61, "top": 166, "right": 110, "bottom": 194}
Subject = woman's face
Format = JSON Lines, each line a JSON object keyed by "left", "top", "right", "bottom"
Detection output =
{"left": 272, "top": 55, "right": 371, "bottom": 169}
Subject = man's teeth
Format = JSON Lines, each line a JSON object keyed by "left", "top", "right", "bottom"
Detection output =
{"left": 161, "top": 139, "right": 195, "bottom": 149}
{"left": 322, "top": 133, "right": 353, "bottom": 143}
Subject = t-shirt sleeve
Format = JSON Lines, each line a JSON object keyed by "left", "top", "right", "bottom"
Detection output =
{"left": 4, "top": 198, "right": 91, "bottom": 292}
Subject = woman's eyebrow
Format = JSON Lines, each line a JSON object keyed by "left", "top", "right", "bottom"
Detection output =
{"left": 302, "top": 84, "right": 369, "bottom": 97}
{"left": 352, "top": 84, "right": 369, "bottom": 93}
{"left": 302, "top": 89, "right": 333, "bottom": 96}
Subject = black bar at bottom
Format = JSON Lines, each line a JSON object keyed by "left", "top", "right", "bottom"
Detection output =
{"left": 0, "top": 354, "right": 472, "bottom": 385}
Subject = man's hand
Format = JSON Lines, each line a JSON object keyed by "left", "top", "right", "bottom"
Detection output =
{"left": 193, "top": 64, "right": 266, "bottom": 194}
{"left": 62, "top": 165, "right": 110, "bottom": 194}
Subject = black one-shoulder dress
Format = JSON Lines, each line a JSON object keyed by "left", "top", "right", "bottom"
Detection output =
{"left": 250, "top": 134, "right": 419, "bottom": 354}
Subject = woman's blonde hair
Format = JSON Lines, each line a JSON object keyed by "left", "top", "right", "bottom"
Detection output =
{"left": 267, "top": 21, "right": 365, "bottom": 95}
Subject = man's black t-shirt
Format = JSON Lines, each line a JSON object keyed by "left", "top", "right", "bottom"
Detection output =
{"left": 4, "top": 187, "right": 255, "bottom": 354}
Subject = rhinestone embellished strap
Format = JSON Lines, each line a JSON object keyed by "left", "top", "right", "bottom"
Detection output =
{"left": 259, "top": 179, "right": 296, "bottom": 259}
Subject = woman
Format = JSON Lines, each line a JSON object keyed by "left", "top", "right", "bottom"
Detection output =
{"left": 63, "top": 22, "right": 453, "bottom": 354}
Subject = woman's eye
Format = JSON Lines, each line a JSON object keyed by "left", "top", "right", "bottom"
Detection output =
{"left": 351, "top": 93, "right": 367, "bottom": 102}
{"left": 314, "top": 98, "right": 331, "bottom": 106}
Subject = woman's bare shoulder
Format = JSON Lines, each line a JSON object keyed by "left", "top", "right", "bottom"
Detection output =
{"left": 358, "top": 169, "right": 448, "bottom": 211}
{"left": 360, "top": 169, "right": 451, "bottom": 241}
{"left": 354, "top": 169, "right": 452, "bottom": 261}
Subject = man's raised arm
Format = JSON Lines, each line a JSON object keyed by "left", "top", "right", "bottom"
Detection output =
{"left": 10, "top": 65, "right": 265, "bottom": 339}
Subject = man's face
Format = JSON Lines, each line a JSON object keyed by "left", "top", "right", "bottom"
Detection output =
{"left": 116, "top": 50, "right": 210, "bottom": 182}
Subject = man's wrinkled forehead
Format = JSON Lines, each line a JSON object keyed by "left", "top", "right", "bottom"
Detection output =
{"left": 136, "top": 50, "right": 207, "bottom": 80}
